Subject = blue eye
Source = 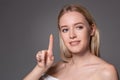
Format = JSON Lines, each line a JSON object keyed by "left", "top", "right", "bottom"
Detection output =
{"left": 62, "top": 28, "right": 69, "bottom": 33}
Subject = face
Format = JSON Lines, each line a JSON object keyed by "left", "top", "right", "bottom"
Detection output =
{"left": 59, "top": 11, "right": 92, "bottom": 54}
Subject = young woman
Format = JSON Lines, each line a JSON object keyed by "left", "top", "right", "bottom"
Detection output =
{"left": 23, "top": 4, "right": 119, "bottom": 80}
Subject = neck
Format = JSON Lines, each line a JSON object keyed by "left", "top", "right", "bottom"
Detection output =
{"left": 68, "top": 49, "right": 93, "bottom": 66}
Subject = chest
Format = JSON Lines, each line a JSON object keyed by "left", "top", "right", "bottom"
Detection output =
{"left": 56, "top": 66, "right": 101, "bottom": 80}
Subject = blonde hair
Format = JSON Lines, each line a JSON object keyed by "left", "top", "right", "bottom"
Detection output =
{"left": 58, "top": 4, "right": 100, "bottom": 61}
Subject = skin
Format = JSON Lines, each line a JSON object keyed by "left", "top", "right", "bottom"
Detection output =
{"left": 23, "top": 11, "right": 119, "bottom": 80}
{"left": 23, "top": 34, "right": 54, "bottom": 80}
{"left": 59, "top": 11, "right": 92, "bottom": 55}
{"left": 48, "top": 11, "right": 118, "bottom": 80}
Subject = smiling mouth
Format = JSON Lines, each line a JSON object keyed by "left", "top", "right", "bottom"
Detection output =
{"left": 69, "top": 40, "right": 80, "bottom": 46}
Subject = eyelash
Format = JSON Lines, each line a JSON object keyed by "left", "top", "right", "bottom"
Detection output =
{"left": 61, "top": 28, "right": 69, "bottom": 33}
{"left": 61, "top": 26, "right": 83, "bottom": 33}
{"left": 76, "top": 26, "right": 83, "bottom": 30}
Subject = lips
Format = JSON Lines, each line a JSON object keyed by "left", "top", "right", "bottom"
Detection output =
{"left": 69, "top": 40, "right": 80, "bottom": 46}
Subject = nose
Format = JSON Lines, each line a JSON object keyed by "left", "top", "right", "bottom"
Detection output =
{"left": 69, "top": 29, "right": 77, "bottom": 39}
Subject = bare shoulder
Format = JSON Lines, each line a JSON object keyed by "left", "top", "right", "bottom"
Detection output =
{"left": 99, "top": 63, "right": 119, "bottom": 80}
{"left": 95, "top": 57, "right": 119, "bottom": 80}
{"left": 91, "top": 55, "right": 119, "bottom": 80}
{"left": 46, "top": 60, "right": 66, "bottom": 75}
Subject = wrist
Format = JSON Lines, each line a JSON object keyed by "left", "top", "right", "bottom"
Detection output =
{"left": 35, "top": 65, "right": 45, "bottom": 74}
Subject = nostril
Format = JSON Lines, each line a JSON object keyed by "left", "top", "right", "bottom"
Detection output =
{"left": 70, "top": 35, "right": 76, "bottom": 39}
{"left": 69, "top": 31, "right": 76, "bottom": 39}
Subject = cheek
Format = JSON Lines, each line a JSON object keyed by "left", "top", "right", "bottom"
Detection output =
{"left": 61, "top": 33, "right": 69, "bottom": 44}
{"left": 62, "top": 34, "right": 67, "bottom": 42}
{"left": 82, "top": 32, "right": 89, "bottom": 39}
{"left": 79, "top": 30, "right": 90, "bottom": 42}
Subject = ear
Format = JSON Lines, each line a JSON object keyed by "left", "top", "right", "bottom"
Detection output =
{"left": 90, "top": 24, "right": 96, "bottom": 36}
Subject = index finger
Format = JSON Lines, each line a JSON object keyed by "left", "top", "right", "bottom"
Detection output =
{"left": 48, "top": 34, "right": 54, "bottom": 53}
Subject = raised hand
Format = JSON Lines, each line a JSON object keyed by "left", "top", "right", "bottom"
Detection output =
{"left": 36, "top": 34, "right": 54, "bottom": 73}
{"left": 23, "top": 34, "right": 54, "bottom": 80}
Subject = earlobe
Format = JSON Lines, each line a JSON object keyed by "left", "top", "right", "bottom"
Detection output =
{"left": 90, "top": 24, "right": 96, "bottom": 36}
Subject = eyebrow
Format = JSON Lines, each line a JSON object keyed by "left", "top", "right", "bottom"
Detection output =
{"left": 60, "top": 25, "right": 68, "bottom": 29}
{"left": 74, "top": 22, "right": 84, "bottom": 26}
{"left": 60, "top": 22, "right": 84, "bottom": 29}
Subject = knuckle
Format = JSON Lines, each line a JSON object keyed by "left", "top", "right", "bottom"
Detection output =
{"left": 41, "top": 50, "right": 45, "bottom": 53}
{"left": 38, "top": 51, "right": 41, "bottom": 53}
{"left": 42, "top": 50, "right": 47, "bottom": 53}
{"left": 36, "top": 51, "right": 42, "bottom": 56}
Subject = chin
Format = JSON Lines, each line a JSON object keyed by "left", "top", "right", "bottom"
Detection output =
{"left": 68, "top": 46, "right": 88, "bottom": 54}
{"left": 68, "top": 48, "right": 82, "bottom": 54}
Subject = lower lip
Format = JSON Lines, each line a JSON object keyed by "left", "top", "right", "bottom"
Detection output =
{"left": 70, "top": 41, "right": 80, "bottom": 46}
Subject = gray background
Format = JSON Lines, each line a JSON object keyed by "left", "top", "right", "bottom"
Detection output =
{"left": 0, "top": 0, "right": 120, "bottom": 80}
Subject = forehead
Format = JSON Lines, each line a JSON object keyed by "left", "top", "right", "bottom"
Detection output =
{"left": 59, "top": 11, "right": 87, "bottom": 26}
